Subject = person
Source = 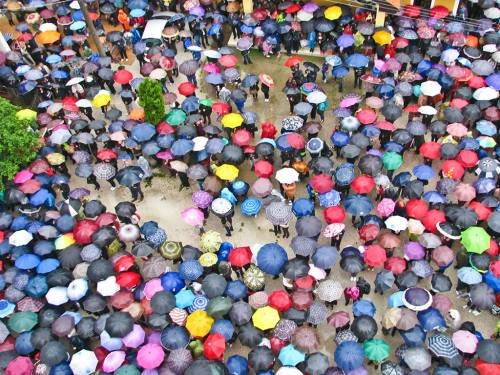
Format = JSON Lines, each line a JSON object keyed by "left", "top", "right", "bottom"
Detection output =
{"left": 118, "top": 9, "right": 131, "bottom": 31}
{"left": 129, "top": 182, "right": 144, "bottom": 202}
{"left": 282, "top": 182, "right": 296, "bottom": 204}
{"left": 116, "top": 37, "right": 129, "bottom": 62}
{"left": 241, "top": 49, "right": 252, "bottom": 65}
{"left": 249, "top": 84, "right": 259, "bottom": 101}
{"left": 178, "top": 171, "right": 190, "bottom": 191}
{"left": 261, "top": 82, "right": 270, "bottom": 103}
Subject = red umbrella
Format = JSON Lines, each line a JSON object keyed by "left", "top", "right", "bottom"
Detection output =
{"left": 375, "top": 121, "right": 396, "bottom": 132}
{"left": 254, "top": 160, "right": 274, "bottom": 178}
{"left": 484, "top": 107, "right": 499, "bottom": 121}
{"left": 228, "top": 246, "right": 252, "bottom": 268}
{"left": 356, "top": 109, "right": 377, "bottom": 125}
{"left": 271, "top": 337, "right": 287, "bottom": 355}
{"left": 73, "top": 219, "right": 99, "bottom": 245}
{"left": 287, "top": 133, "right": 305, "bottom": 150}
{"left": 468, "top": 75, "right": 486, "bottom": 89}
{"left": 351, "top": 175, "right": 375, "bottom": 194}
{"left": 430, "top": 5, "right": 449, "bottom": 18}
{"left": 62, "top": 96, "right": 77, "bottom": 106}
{"left": 285, "top": 3, "right": 301, "bottom": 13}
{"left": 456, "top": 150, "right": 478, "bottom": 168}
{"left": 310, "top": 174, "right": 334, "bottom": 193}
{"left": 268, "top": 290, "right": 293, "bottom": 312}
{"left": 160, "top": 57, "right": 175, "bottom": 70}
{"left": 294, "top": 275, "right": 315, "bottom": 292}
{"left": 95, "top": 212, "right": 117, "bottom": 227}
{"left": 442, "top": 160, "right": 465, "bottom": 180}
{"left": 203, "top": 333, "right": 226, "bottom": 361}
{"left": 378, "top": 232, "right": 401, "bottom": 249}
{"left": 391, "top": 37, "right": 409, "bottom": 49}
{"left": 421, "top": 209, "right": 446, "bottom": 232}
{"left": 292, "top": 290, "right": 314, "bottom": 311}
{"left": 419, "top": 142, "right": 441, "bottom": 160}
{"left": 157, "top": 121, "right": 175, "bottom": 134}
{"left": 405, "top": 199, "right": 428, "bottom": 219}
{"left": 6, "top": 357, "right": 33, "bottom": 375}
{"left": 476, "top": 359, "right": 499, "bottom": 375}
{"left": 114, "top": 254, "right": 135, "bottom": 272}
{"left": 449, "top": 98, "right": 469, "bottom": 109}
{"left": 231, "top": 129, "right": 252, "bottom": 146}
{"left": 324, "top": 206, "right": 345, "bottom": 224}
{"left": 490, "top": 260, "right": 500, "bottom": 277}
{"left": 384, "top": 256, "right": 407, "bottom": 275}
{"left": 116, "top": 271, "right": 141, "bottom": 289}
{"left": 358, "top": 224, "right": 379, "bottom": 242}
{"left": 251, "top": 8, "right": 268, "bottom": 21}
{"left": 364, "top": 244, "right": 387, "bottom": 267}
{"left": 178, "top": 82, "right": 196, "bottom": 96}
{"left": 19, "top": 179, "right": 41, "bottom": 194}
{"left": 468, "top": 201, "right": 492, "bottom": 221}
{"left": 404, "top": 4, "right": 421, "bottom": 17}
{"left": 219, "top": 54, "right": 238, "bottom": 68}
{"left": 97, "top": 148, "right": 118, "bottom": 160}
{"left": 113, "top": 69, "right": 133, "bottom": 84}
{"left": 284, "top": 56, "right": 303, "bottom": 68}
{"left": 486, "top": 240, "right": 499, "bottom": 257}
{"left": 212, "top": 101, "right": 231, "bottom": 115}
{"left": 404, "top": 104, "right": 420, "bottom": 113}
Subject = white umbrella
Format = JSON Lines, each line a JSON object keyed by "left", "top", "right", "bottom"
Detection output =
{"left": 408, "top": 219, "right": 425, "bottom": 235}
{"left": 76, "top": 99, "right": 92, "bottom": 108}
{"left": 297, "top": 10, "right": 314, "bottom": 21}
{"left": 50, "top": 129, "right": 72, "bottom": 145}
{"left": 275, "top": 168, "right": 299, "bottom": 184}
{"left": 483, "top": 44, "right": 497, "bottom": 53}
{"left": 9, "top": 230, "right": 33, "bottom": 246}
{"left": 418, "top": 106, "right": 437, "bottom": 115}
{"left": 204, "top": 50, "right": 222, "bottom": 59}
{"left": 306, "top": 91, "right": 328, "bottom": 104}
{"left": 276, "top": 367, "right": 303, "bottom": 375}
{"left": 484, "top": 7, "right": 500, "bottom": 19}
{"left": 119, "top": 224, "right": 140, "bottom": 242}
{"left": 69, "top": 0, "right": 80, "bottom": 9}
{"left": 385, "top": 215, "right": 408, "bottom": 232}
{"left": 46, "top": 286, "right": 69, "bottom": 306}
{"left": 39, "top": 23, "right": 57, "bottom": 32}
{"left": 374, "top": 174, "right": 391, "bottom": 187}
{"left": 473, "top": 87, "right": 499, "bottom": 101}
{"left": 66, "top": 77, "right": 85, "bottom": 86}
{"left": 420, "top": 81, "right": 442, "bottom": 96}
{"left": 211, "top": 197, "right": 232, "bottom": 215}
{"left": 67, "top": 278, "right": 88, "bottom": 301}
{"left": 47, "top": 102, "right": 63, "bottom": 115}
{"left": 70, "top": 350, "right": 98, "bottom": 375}
{"left": 97, "top": 276, "right": 120, "bottom": 297}
{"left": 188, "top": 45, "right": 203, "bottom": 52}
{"left": 150, "top": 68, "right": 167, "bottom": 80}
{"left": 192, "top": 136, "right": 208, "bottom": 151}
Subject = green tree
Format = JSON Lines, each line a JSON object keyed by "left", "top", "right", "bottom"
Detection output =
{"left": 0, "top": 98, "right": 40, "bottom": 190}
{"left": 137, "top": 78, "right": 166, "bottom": 125}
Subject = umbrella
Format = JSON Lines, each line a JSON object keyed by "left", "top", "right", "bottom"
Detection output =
{"left": 364, "top": 339, "right": 390, "bottom": 362}
{"left": 334, "top": 341, "right": 365, "bottom": 371}
{"left": 344, "top": 195, "right": 373, "bottom": 216}
{"left": 291, "top": 326, "right": 320, "bottom": 353}
{"left": 248, "top": 346, "right": 274, "bottom": 372}
{"left": 428, "top": 334, "right": 459, "bottom": 359}
{"left": 403, "top": 347, "right": 432, "bottom": 371}
{"left": 470, "top": 283, "right": 495, "bottom": 310}
{"left": 257, "top": 243, "right": 288, "bottom": 276}
{"left": 476, "top": 339, "right": 500, "bottom": 363}
{"left": 461, "top": 226, "right": 490, "bottom": 253}
{"left": 279, "top": 345, "right": 305, "bottom": 366}
{"left": 305, "top": 353, "right": 329, "bottom": 375}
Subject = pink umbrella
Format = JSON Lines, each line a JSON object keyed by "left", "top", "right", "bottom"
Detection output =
{"left": 14, "top": 169, "right": 34, "bottom": 184}
{"left": 431, "top": 294, "right": 453, "bottom": 315}
{"left": 6, "top": 356, "right": 33, "bottom": 374}
{"left": 452, "top": 330, "right": 478, "bottom": 354}
{"left": 377, "top": 198, "right": 395, "bottom": 217}
{"left": 143, "top": 278, "right": 163, "bottom": 299}
{"left": 203, "top": 63, "right": 221, "bottom": 74}
{"left": 102, "top": 351, "right": 126, "bottom": 373}
{"left": 322, "top": 223, "right": 346, "bottom": 238}
{"left": 252, "top": 178, "right": 273, "bottom": 197}
{"left": 431, "top": 246, "right": 454, "bottom": 267}
{"left": 366, "top": 96, "right": 384, "bottom": 109}
{"left": 156, "top": 150, "right": 174, "bottom": 161}
{"left": 454, "top": 183, "right": 476, "bottom": 202}
{"left": 122, "top": 324, "right": 145, "bottom": 348}
{"left": 446, "top": 123, "right": 468, "bottom": 137}
{"left": 137, "top": 343, "right": 165, "bottom": 369}
{"left": 181, "top": 207, "right": 205, "bottom": 226}
{"left": 339, "top": 97, "right": 359, "bottom": 108}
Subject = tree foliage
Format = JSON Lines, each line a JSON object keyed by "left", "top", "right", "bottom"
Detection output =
{"left": 0, "top": 98, "right": 40, "bottom": 190}
{"left": 137, "top": 78, "right": 166, "bottom": 125}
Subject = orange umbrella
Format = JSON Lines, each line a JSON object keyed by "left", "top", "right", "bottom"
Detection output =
{"left": 36, "top": 30, "right": 60, "bottom": 44}
{"left": 284, "top": 56, "right": 303, "bottom": 67}
{"left": 129, "top": 108, "right": 144, "bottom": 121}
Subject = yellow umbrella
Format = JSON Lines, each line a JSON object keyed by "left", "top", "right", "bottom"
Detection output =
{"left": 46, "top": 153, "right": 65, "bottom": 165}
{"left": 35, "top": 30, "right": 60, "bottom": 45}
{"left": 199, "top": 252, "right": 218, "bottom": 267}
{"left": 186, "top": 310, "right": 214, "bottom": 338}
{"left": 215, "top": 164, "right": 239, "bottom": 181}
{"left": 373, "top": 30, "right": 392, "bottom": 45}
{"left": 92, "top": 92, "right": 111, "bottom": 107}
{"left": 252, "top": 306, "right": 280, "bottom": 330}
{"left": 324, "top": 6, "right": 342, "bottom": 20}
{"left": 221, "top": 113, "right": 244, "bottom": 129}
{"left": 16, "top": 109, "right": 37, "bottom": 121}
{"left": 55, "top": 233, "right": 76, "bottom": 250}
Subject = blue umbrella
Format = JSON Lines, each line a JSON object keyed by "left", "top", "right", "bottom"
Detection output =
{"left": 256, "top": 243, "right": 288, "bottom": 276}
{"left": 16, "top": 332, "right": 34, "bottom": 355}
{"left": 334, "top": 341, "right": 365, "bottom": 371}
{"left": 346, "top": 54, "right": 369, "bottom": 68}
{"left": 417, "top": 60, "right": 433, "bottom": 75}
{"left": 334, "top": 163, "right": 355, "bottom": 186}
{"left": 331, "top": 131, "right": 350, "bottom": 147}
{"left": 175, "top": 289, "right": 196, "bottom": 308}
{"left": 29, "top": 189, "right": 51, "bottom": 206}
{"left": 157, "top": 134, "right": 175, "bottom": 149}
{"left": 205, "top": 138, "right": 225, "bottom": 154}
{"left": 413, "top": 165, "right": 435, "bottom": 180}
{"left": 160, "top": 272, "right": 185, "bottom": 293}
{"left": 225, "top": 280, "right": 248, "bottom": 300}
{"left": 312, "top": 245, "right": 338, "bottom": 269}
{"left": 336, "top": 34, "right": 355, "bottom": 47}
{"left": 387, "top": 291, "right": 404, "bottom": 307}
{"left": 218, "top": 242, "right": 233, "bottom": 262}
{"left": 279, "top": 345, "right": 305, "bottom": 367}
{"left": 15, "top": 253, "right": 41, "bottom": 270}
{"left": 131, "top": 123, "right": 156, "bottom": 143}
{"left": 392, "top": 172, "right": 412, "bottom": 187}
{"left": 361, "top": 125, "right": 380, "bottom": 138}
{"left": 456, "top": 267, "right": 482, "bottom": 285}
{"left": 344, "top": 195, "right": 373, "bottom": 216}
{"left": 241, "top": 74, "right": 258, "bottom": 88}
{"left": 484, "top": 271, "right": 500, "bottom": 293}
{"left": 332, "top": 65, "right": 349, "bottom": 78}
{"left": 227, "top": 355, "right": 248, "bottom": 375}
{"left": 130, "top": 8, "right": 145, "bottom": 17}
{"left": 171, "top": 139, "right": 194, "bottom": 156}
{"left": 400, "top": 325, "right": 427, "bottom": 347}
{"left": 36, "top": 258, "right": 60, "bottom": 274}
{"left": 241, "top": 198, "right": 262, "bottom": 217}
{"left": 376, "top": 84, "right": 395, "bottom": 99}
{"left": 128, "top": 0, "right": 147, "bottom": 8}
{"left": 179, "top": 260, "right": 203, "bottom": 281}
{"left": 142, "top": 141, "right": 161, "bottom": 156}
{"left": 261, "top": 19, "right": 278, "bottom": 34}
{"left": 460, "top": 138, "right": 479, "bottom": 150}
{"left": 384, "top": 141, "right": 404, "bottom": 153}
{"left": 422, "top": 191, "right": 446, "bottom": 204}
{"left": 211, "top": 319, "right": 235, "bottom": 341}
{"left": 25, "top": 274, "right": 48, "bottom": 298}
{"left": 240, "top": 24, "right": 254, "bottom": 34}
{"left": 208, "top": 23, "right": 222, "bottom": 36}
{"left": 352, "top": 299, "right": 376, "bottom": 317}
{"left": 475, "top": 120, "right": 497, "bottom": 136}
{"left": 160, "top": 326, "right": 190, "bottom": 350}
{"left": 182, "top": 96, "right": 199, "bottom": 113}
{"left": 485, "top": 72, "right": 500, "bottom": 90}
{"left": 18, "top": 80, "right": 37, "bottom": 94}
{"left": 292, "top": 198, "right": 314, "bottom": 218}
{"left": 70, "top": 20, "right": 86, "bottom": 30}
{"left": 417, "top": 308, "right": 446, "bottom": 332}
{"left": 318, "top": 190, "right": 341, "bottom": 207}
{"left": 276, "top": 134, "right": 293, "bottom": 152}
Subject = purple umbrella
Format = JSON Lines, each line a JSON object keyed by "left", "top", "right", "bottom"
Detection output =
{"left": 403, "top": 242, "right": 425, "bottom": 261}
{"left": 189, "top": 5, "right": 205, "bottom": 16}
{"left": 192, "top": 191, "right": 213, "bottom": 209}
{"left": 336, "top": 34, "right": 355, "bottom": 48}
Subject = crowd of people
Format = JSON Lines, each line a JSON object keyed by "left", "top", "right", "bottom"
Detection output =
{"left": 0, "top": 0, "right": 499, "bottom": 374}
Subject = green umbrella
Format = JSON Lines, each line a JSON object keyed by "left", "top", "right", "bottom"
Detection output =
{"left": 8, "top": 311, "right": 38, "bottom": 333}
{"left": 200, "top": 98, "right": 214, "bottom": 106}
{"left": 200, "top": 230, "right": 222, "bottom": 253}
{"left": 115, "top": 365, "right": 140, "bottom": 375}
{"left": 206, "top": 296, "right": 232, "bottom": 319}
{"left": 382, "top": 152, "right": 403, "bottom": 171}
{"left": 363, "top": 338, "right": 390, "bottom": 362}
{"left": 160, "top": 241, "right": 183, "bottom": 260}
{"left": 461, "top": 226, "right": 490, "bottom": 254}
{"left": 189, "top": 339, "right": 204, "bottom": 358}
{"left": 166, "top": 108, "right": 188, "bottom": 126}
{"left": 243, "top": 265, "right": 265, "bottom": 291}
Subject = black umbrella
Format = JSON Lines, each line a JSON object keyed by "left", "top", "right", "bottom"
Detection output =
{"left": 304, "top": 62, "right": 320, "bottom": 72}
{"left": 202, "top": 273, "right": 227, "bottom": 299}
{"left": 296, "top": 216, "right": 322, "bottom": 238}
{"left": 462, "top": 104, "right": 481, "bottom": 123}
{"left": 87, "top": 259, "right": 114, "bottom": 282}
{"left": 396, "top": 270, "right": 419, "bottom": 289}
{"left": 440, "top": 143, "right": 459, "bottom": 159}
{"left": 477, "top": 339, "right": 500, "bottom": 364}
{"left": 105, "top": 107, "right": 122, "bottom": 121}
{"left": 314, "top": 18, "right": 334, "bottom": 32}
{"left": 40, "top": 341, "right": 67, "bottom": 366}
{"left": 92, "top": 226, "right": 117, "bottom": 248}
{"left": 97, "top": 67, "right": 113, "bottom": 80}
{"left": 358, "top": 155, "right": 383, "bottom": 176}
{"left": 230, "top": 301, "right": 252, "bottom": 326}
{"left": 350, "top": 133, "right": 370, "bottom": 149}
{"left": 46, "top": 268, "right": 72, "bottom": 287}
{"left": 106, "top": 31, "right": 123, "bottom": 42}
{"left": 248, "top": 346, "right": 274, "bottom": 372}
{"left": 340, "top": 255, "right": 364, "bottom": 275}
{"left": 160, "top": 326, "right": 190, "bottom": 350}
{"left": 469, "top": 254, "right": 490, "bottom": 273}
{"left": 282, "top": 308, "right": 306, "bottom": 325}
{"left": 291, "top": 236, "right": 317, "bottom": 257}
{"left": 431, "top": 273, "right": 452, "bottom": 292}
{"left": 116, "top": 166, "right": 144, "bottom": 187}
{"left": 487, "top": 211, "right": 500, "bottom": 235}
{"left": 430, "top": 121, "right": 446, "bottom": 135}
{"left": 83, "top": 199, "right": 106, "bottom": 218}
{"left": 382, "top": 104, "right": 403, "bottom": 122}
{"left": 443, "top": 107, "right": 464, "bottom": 123}
{"left": 76, "top": 317, "right": 96, "bottom": 339}
{"left": 470, "top": 283, "right": 496, "bottom": 310}
{"left": 454, "top": 86, "right": 472, "bottom": 99}
{"left": 256, "top": 142, "right": 274, "bottom": 157}
{"left": 305, "top": 352, "right": 329, "bottom": 375}
{"left": 444, "top": 206, "right": 477, "bottom": 229}
{"left": 185, "top": 359, "right": 219, "bottom": 375}
{"left": 238, "top": 323, "right": 263, "bottom": 347}
{"left": 392, "top": 129, "right": 412, "bottom": 145}
{"left": 57, "top": 246, "right": 82, "bottom": 270}
{"left": 3, "top": 187, "right": 27, "bottom": 205}
{"left": 407, "top": 121, "right": 427, "bottom": 136}
{"left": 404, "top": 180, "right": 424, "bottom": 199}
{"left": 151, "top": 291, "right": 176, "bottom": 314}
{"left": 283, "top": 258, "right": 310, "bottom": 280}
{"left": 39, "top": 308, "right": 61, "bottom": 328}
{"left": 115, "top": 201, "right": 137, "bottom": 219}
{"left": 148, "top": 314, "right": 169, "bottom": 331}
{"left": 375, "top": 270, "right": 395, "bottom": 293}
{"left": 179, "top": 60, "right": 199, "bottom": 76}
{"left": 105, "top": 312, "right": 134, "bottom": 338}
{"left": 31, "top": 327, "right": 54, "bottom": 350}
{"left": 310, "top": 157, "right": 333, "bottom": 174}
{"left": 351, "top": 315, "right": 378, "bottom": 342}
{"left": 340, "top": 144, "right": 361, "bottom": 159}
{"left": 221, "top": 144, "right": 244, "bottom": 165}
